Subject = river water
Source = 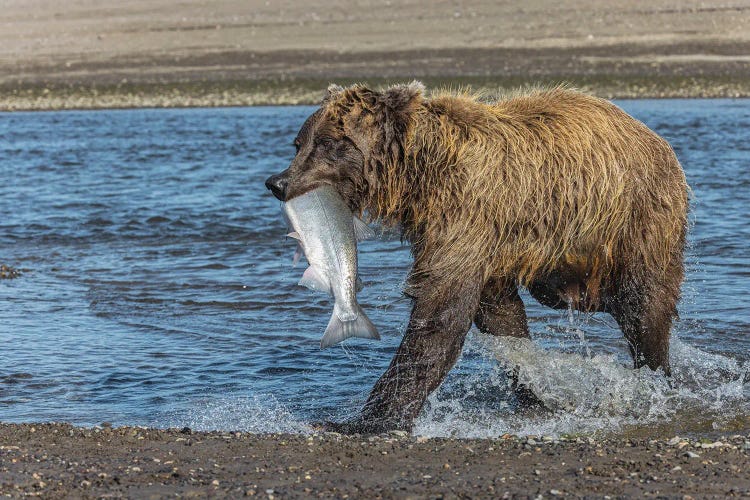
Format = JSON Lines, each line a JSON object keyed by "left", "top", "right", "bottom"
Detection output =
{"left": 0, "top": 99, "right": 748, "bottom": 438}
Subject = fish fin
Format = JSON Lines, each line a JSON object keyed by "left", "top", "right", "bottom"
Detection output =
{"left": 352, "top": 216, "right": 375, "bottom": 241}
{"left": 298, "top": 266, "right": 331, "bottom": 294}
{"left": 292, "top": 244, "right": 303, "bottom": 267}
{"left": 355, "top": 276, "right": 364, "bottom": 292}
{"left": 320, "top": 304, "right": 380, "bottom": 348}
{"left": 287, "top": 231, "right": 301, "bottom": 240}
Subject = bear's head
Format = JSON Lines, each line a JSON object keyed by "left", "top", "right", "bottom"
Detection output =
{"left": 264, "top": 81, "right": 424, "bottom": 215}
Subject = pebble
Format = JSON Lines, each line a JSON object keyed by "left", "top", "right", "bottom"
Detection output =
{"left": 389, "top": 430, "right": 408, "bottom": 438}
{"left": 4, "top": 80, "right": 750, "bottom": 113}
{"left": 4, "top": 422, "right": 750, "bottom": 497}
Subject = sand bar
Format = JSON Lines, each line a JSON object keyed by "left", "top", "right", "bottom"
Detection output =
{"left": 2, "top": 0, "right": 750, "bottom": 109}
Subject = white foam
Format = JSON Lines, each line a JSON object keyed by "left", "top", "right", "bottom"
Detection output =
{"left": 414, "top": 329, "right": 749, "bottom": 439}
{"left": 167, "top": 394, "right": 309, "bottom": 434}
{"left": 161, "top": 325, "right": 748, "bottom": 439}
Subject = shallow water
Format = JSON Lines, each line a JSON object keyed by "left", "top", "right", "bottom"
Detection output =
{"left": 0, "top": 100, "right": 748, "bottom": 438}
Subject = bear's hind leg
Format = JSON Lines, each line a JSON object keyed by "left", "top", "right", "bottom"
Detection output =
{"left": 610, "top": 262, "right": 682, "bottom": 376}
{"left": 327, "top": 276, "right": 483, "bottom": 434}
{"left": 474, "top": 278, "right": 529, "bottom": 338}
{"left": 474, "top": 278, "right": 545, "bottom": 408}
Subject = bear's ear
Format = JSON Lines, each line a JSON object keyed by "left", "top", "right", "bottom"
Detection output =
{"left": 380, "top": 81, "right": 425, "bottom": 111}
{"left": 323, "top": 83, "right": 345, "bottom": 103}
{"left": 324, "top": 83, "right": 379, "bottom": 109}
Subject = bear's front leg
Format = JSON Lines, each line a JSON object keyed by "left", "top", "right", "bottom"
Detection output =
{"left": 326, "top": 277, "right": 483, "bottom": 434}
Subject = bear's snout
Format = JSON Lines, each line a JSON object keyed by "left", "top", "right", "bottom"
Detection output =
{"left": 265, "top": 172, "right": 289, "bottom": 201}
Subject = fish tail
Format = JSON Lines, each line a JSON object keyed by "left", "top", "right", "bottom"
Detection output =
{"left": 320, "top": 305, "right": 380, "bottom": 349}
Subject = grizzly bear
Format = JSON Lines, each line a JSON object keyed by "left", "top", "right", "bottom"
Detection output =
{"left": 265, "top": 82, "right": 689, "bottom": 433}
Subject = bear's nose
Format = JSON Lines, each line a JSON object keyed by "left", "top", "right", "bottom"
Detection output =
{"left": 265, "top": 173, "right": 289, "bottom": 201}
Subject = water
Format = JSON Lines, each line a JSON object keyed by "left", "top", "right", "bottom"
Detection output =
{"left": 1, "top": 100, "right": 748, "bottom": 438}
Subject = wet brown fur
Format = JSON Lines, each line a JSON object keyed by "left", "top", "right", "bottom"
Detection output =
{"left": 324, "top": 83, "right": 688, "bottom": 312}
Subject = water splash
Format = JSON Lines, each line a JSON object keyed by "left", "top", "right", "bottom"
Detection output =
{"left": 165, "top": 394, "right": 309, "bottom": 434}
{"left": 163, "top": 330, "right": 749, "bottom": 438}
{"left": 414, "top": 330, "right": 749, "bottom": 439}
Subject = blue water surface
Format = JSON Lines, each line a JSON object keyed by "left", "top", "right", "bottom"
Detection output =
{"left": 0, "top": 100, "right": 748, "bottom": 437}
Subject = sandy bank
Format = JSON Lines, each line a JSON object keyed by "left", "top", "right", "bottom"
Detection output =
{"left": 1, "top": 423, "right": 749, "bottom": 497}
{"left": 2, "top": 0, "right": 750, "bottom": 109}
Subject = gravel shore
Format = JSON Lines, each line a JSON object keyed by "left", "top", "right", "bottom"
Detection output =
{"left": 1, "top": 423, "right": 749, "bottom": 498}
{"left": 3, "top": 74, "right": 750, "bottom": 112}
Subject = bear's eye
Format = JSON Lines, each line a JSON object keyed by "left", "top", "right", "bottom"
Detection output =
{"left": 317, "top": 137, "right": 334, "bottom": 149}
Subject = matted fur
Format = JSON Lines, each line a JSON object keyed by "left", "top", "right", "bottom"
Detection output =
{"left": 266, "top": 83, "right": 689, "bottom": 427}
{"left": 325, "top": 84, "right": 689, "bottom": 304}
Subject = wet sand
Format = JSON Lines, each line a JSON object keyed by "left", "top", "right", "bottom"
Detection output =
{"left": 2, "top": 0, "right": 750, "bottom": 109}
{"left": 1, "top": 423, "right": 749, "bottom": 497}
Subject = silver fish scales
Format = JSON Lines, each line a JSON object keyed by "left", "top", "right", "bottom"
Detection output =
{"left": 282, "top": 185, "right": 379, "bottom": 348}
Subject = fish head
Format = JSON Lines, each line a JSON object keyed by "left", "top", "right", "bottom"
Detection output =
{"left": 264, "top": 82, "right": 424, "bottom": 213}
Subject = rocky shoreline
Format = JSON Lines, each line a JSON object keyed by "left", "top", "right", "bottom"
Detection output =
{"left": 3, "top": 72, "right": 750, "bottom": 112}
{"left": 1, "top": 423, "right": 749, "bottom": 497}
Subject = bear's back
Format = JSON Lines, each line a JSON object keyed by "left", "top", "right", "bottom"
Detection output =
{"left": 412, "top": 87, "right": 687, "bottom": 291}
